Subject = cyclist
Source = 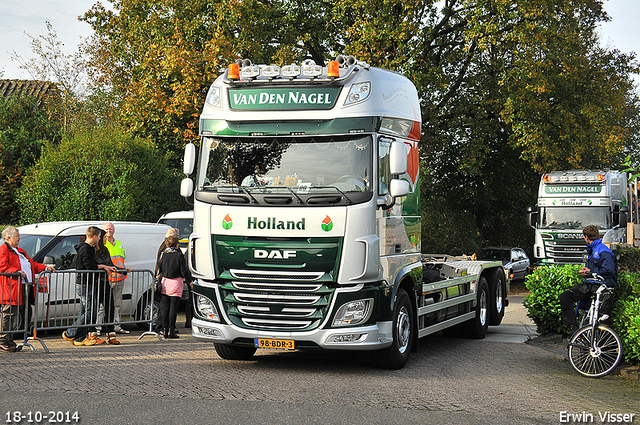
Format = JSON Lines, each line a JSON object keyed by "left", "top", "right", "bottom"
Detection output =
{"left": 559, "top": 224, "right": 617, "bottom": 336}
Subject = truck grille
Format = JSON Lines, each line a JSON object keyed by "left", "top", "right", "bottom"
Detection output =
{"left": 219, "top": 276, "right": 333, "bottom": 331}
{"left": 544, "top": 239, "right": 586, "bottom": 264}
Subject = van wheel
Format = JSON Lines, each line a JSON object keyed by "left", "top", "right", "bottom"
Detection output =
{"left": 214, "top": 343, "right": 257, "bottom": 360}
{"left": 136, "top": 292, "right": 161, "bottom": 330}
{"left": 465, "top": 277, "right": 489, "bottom": 339}
{"left": 376, "top": 289, "right": 414, "bottom": 369}
{"left": 489, "top": 270, "right": 506, "bottom": 326}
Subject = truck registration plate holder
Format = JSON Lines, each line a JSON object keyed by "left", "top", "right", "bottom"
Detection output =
{"left": 254, "top": 338, "right": 295, "bottom": 350}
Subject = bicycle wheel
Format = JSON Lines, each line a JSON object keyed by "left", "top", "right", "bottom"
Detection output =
{"left": 567, "top": 325, "right": 623, "bottom": 378}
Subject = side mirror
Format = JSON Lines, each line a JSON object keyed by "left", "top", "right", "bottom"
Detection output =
{"left": 389, "top": 179, "right": 410, "bottom": 198}
{"left": 526, "top": 207, "right": 537, "bottom": 227}
{"left": 43, "top": 255, "right": 55, "bottom": 265}
{"left": 183, "top": 143, "right": 197, "bottom": 176}
{"left": 389, "top": 141, "right": 407, "bottom": 175}
{"left": 180, "top": 178, "right": 194, "bottom": 198}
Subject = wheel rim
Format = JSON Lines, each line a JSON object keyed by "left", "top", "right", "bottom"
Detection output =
{"left": 479, "top": 290, "right": 488, "bottom": 326}
{"left": 396, "top": 306, "right": 411, "bottom": 354}
{"left": 568, "top": 327, "right": 622, "bottom": 377}
{"left": 495, "top": 281, "right": 503, "bottom": 314}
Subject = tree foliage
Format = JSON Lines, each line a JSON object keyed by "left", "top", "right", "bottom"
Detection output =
{"left": 17, "top": 124, "right": 187, "bottom": 223}
{"left": 0, "top": 94, "right": 61, "bottom": 224}
{"left": 79, "top": 0, "right": 639, "bottom": 252}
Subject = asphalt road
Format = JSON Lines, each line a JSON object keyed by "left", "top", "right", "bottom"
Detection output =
{"left": 1, "top": 295, "right": 638, "bottom": 425}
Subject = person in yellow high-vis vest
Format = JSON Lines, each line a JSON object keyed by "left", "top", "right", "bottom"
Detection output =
{"left": 103, "top": 222, "right": 130, "bottom": 334}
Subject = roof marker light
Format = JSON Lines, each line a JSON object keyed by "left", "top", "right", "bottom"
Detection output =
{"left": 262, "top": 65, "right": 281, "bottom": 78}
{"left": 301, "top": 59, "right": 322, "bottom": 77}
{"left": 282, "top": 64, "right": 301, "bottom": 78}
{"left": 241, "top": 65, "right": 261, "bottom": 79}
{"left": 327, "top": 60, "right": 340, "bottom": 78}
{"left": 228, "top": 63, "right": 240, "bottom": 80}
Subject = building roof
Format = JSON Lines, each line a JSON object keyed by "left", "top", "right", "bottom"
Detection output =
{"left": 0, "top": 79, "right": 59, "bottom": 104}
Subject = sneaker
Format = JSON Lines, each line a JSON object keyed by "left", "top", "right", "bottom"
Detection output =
{"left": 0, "top": 343, "right": 16, "bottom": 352}
{"left": 87, "top": 332, "right": 106, "bottom": 345}
{"left": 73, "top": 337, "right": 97, "bottom": 346}
{"left": 62, "top": 331, "right": 75, "bottom": 345}
{"left": 115, "top": 329, "right": 130, "bottom": 334}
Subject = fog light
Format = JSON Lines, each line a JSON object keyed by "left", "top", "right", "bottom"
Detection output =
{"left": 329, "top": 334, "right": 366, "bottom": 343}
{"left": 332, "top": 298, "right": 373, "bottom": 327}
{"left": 197, "top": 326, "right": 222, "bottom": 337}
{"left": 195, "top": 294, "right": 220, "bottom": 322}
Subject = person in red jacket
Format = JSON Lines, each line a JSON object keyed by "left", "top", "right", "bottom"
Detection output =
{"left": 0, "top": 226, "right": 55, "bottom": 353}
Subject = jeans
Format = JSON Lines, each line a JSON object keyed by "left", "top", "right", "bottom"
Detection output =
{"left": 65, "top": 280, "right": 98, "bottom": 341}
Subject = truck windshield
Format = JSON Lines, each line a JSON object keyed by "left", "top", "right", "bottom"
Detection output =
{"left": 197, "top": 135, "right": 372, "bottom": 196}
{"left": 539, "top": 207, "right": 610, "bottom": 230}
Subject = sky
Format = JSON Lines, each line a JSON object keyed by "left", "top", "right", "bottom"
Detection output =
{"left": 0, "top": 0, "right": 638, "bottom": 81}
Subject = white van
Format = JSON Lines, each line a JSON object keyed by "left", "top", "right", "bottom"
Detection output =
{"left": 157, "top": 211, "right": 193, "bottom": 250}
{"left": 8, "top": 221, "right": 171, "bottom": 330}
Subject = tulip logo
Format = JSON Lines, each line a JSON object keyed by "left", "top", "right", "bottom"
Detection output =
{"left": 222, "top": 214, "right": 233, "bottom": 230}
{"left": 321, "top": 215, "right": 333, "bottom": 232}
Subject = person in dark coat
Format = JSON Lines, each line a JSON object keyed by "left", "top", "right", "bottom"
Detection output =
{"left": 157, "top": 234, "right": 191, "bottom": 339}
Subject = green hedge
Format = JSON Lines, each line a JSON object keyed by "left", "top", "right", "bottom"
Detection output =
{"left": 524, "top": 264, "right": 640, "bottom": 365}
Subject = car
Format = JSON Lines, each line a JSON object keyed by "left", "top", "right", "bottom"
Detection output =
{"left": 477, "top": 247, "right": 530, "bottom": 281}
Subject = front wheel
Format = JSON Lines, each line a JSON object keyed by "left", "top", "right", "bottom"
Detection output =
{"left": 376, "top": 289, "right": 414, "bottom": 370}
{"left": 489, "top": 271, "right": 506, "bottom": 326}
{"left": 568, "top": 325, "right": 623, "bottom": 378}
{"left": 214, "top": 343, "right": 257, "bottom": 361}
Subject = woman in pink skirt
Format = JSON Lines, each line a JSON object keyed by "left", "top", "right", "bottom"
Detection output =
{"left": 157, "top": 234, "right": 191, "bottom": 339}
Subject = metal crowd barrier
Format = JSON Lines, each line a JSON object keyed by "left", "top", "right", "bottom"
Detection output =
{"left": 29, "top": 268, "right": 160, "bottom": 353}
{"left": 0, "top": 272, "right": 34, "bottom": 352}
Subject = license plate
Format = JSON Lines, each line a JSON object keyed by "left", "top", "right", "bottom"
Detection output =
{"left": 254, "top": 338, "right": 295, "bottom": 350}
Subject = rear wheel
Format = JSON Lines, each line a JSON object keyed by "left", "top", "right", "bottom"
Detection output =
{"left": 489, "top": 271, "right": 506, "bottom": 326}
{"left": 568, "top": 325, "right": 622, "bottom": 378}
{"left": 376, "top": 289, "right": 414, "bottom": 369}
{"left": 214, "top": 343, "right": 257, "bottom": 360}
{"left": 465, "top": 277, "right": 489, "bottom": 339}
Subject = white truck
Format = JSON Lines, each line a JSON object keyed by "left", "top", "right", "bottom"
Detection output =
{"left": 527, "top": 170, "right": 629, "bottom": 266}
{"left": 180, "top": 57, "right": 509, "bottom": 369}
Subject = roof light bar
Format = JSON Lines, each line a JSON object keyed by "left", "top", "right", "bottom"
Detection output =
{"left": 282, "top": 64, "right": 301, "bottom": 77}
{"left": 261, "top": 65, "right": 281, "bottom": 78}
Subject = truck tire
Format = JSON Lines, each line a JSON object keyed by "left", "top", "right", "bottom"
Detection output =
{"left": 214, "top": 343, "right": 257, "bottom": 361}
{"left": 376, "top": 289, "right": 414, "bottom": 370}
{"left": 489, "top": 270, "right": 506, "bottom": 326}
{"left": 465, "top": 276, "right": 489, "bottom": 339}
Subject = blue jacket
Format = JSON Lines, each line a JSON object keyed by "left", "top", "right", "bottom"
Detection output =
{"left": 585, "top": 238, "right": 617, "bottom": 287}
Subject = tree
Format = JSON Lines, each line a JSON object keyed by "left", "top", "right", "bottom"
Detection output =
{"left": 17, "top": 124, "right": 188, "bottom": 223}
{"left": 0, "top": 94, "right": 61, "bottom": 224}
{"left": 10, "top": 21, "right": 89, "bottom": 132}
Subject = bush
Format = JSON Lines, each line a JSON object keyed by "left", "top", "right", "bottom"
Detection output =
{"left": 523, "top": 265, "right": 582, "bottom": 335}
{"left": 17, "top": 124, "right": 188, "bottom": 223}
{"left": 524, "top": 264, "right": 640, "bottom": 366}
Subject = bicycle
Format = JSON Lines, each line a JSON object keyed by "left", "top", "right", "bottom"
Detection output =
{"left": 567, "top": 279, "right": 623, "bottom": 378}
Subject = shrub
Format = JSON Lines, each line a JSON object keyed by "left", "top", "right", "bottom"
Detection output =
{"left": 17, "top": 124, "right": 188, "bottom": 223}
{"left": 612, "top": 272, "right": 640, "bottom": 365}
{"left": 523, "top": 265, "right": 582, "bottom": 335}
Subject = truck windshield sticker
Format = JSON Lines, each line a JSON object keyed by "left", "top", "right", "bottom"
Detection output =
{"left": 229, "top": 87, "right": 341, "bottom": 110}
{"left": 545, "top": 185, "right": 601, "bottom": 194}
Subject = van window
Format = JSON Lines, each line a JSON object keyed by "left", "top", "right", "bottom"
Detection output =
{"left": 15, "top": 235, "right": 54, "bottom": 259}
{"left": 158, "top": 218, "right": 193, "bottom": 243}
{"left": 44, "top": 236, "right": 85, "bottom": 270}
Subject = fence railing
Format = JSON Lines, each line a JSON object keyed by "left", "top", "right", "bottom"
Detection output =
{"left": 27, "top": 269, "right": 161, "bottom": 353}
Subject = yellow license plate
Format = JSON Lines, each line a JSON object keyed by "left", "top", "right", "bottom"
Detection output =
{"left": 254, "top": 338, "right": 295, "bottom": 350}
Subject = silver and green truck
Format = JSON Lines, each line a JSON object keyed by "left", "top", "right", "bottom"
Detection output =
{"left": 180, "top": 57, "right": 509, "bottom": 369}
{"left": 527, "top": 170, "right": 629, "bottom": 266}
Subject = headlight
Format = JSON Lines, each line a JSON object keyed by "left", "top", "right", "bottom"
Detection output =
{"left": 344, "top": 82, "right": 371, "bottom": 106}
{"left": 205, "top": 86, "right": 222, "bottom": 109}
{"left": 332, "top": 298, "right": 373, "bottom": 327}
{"left": 195, "top": 294, "right": 220, "bottom": 322}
